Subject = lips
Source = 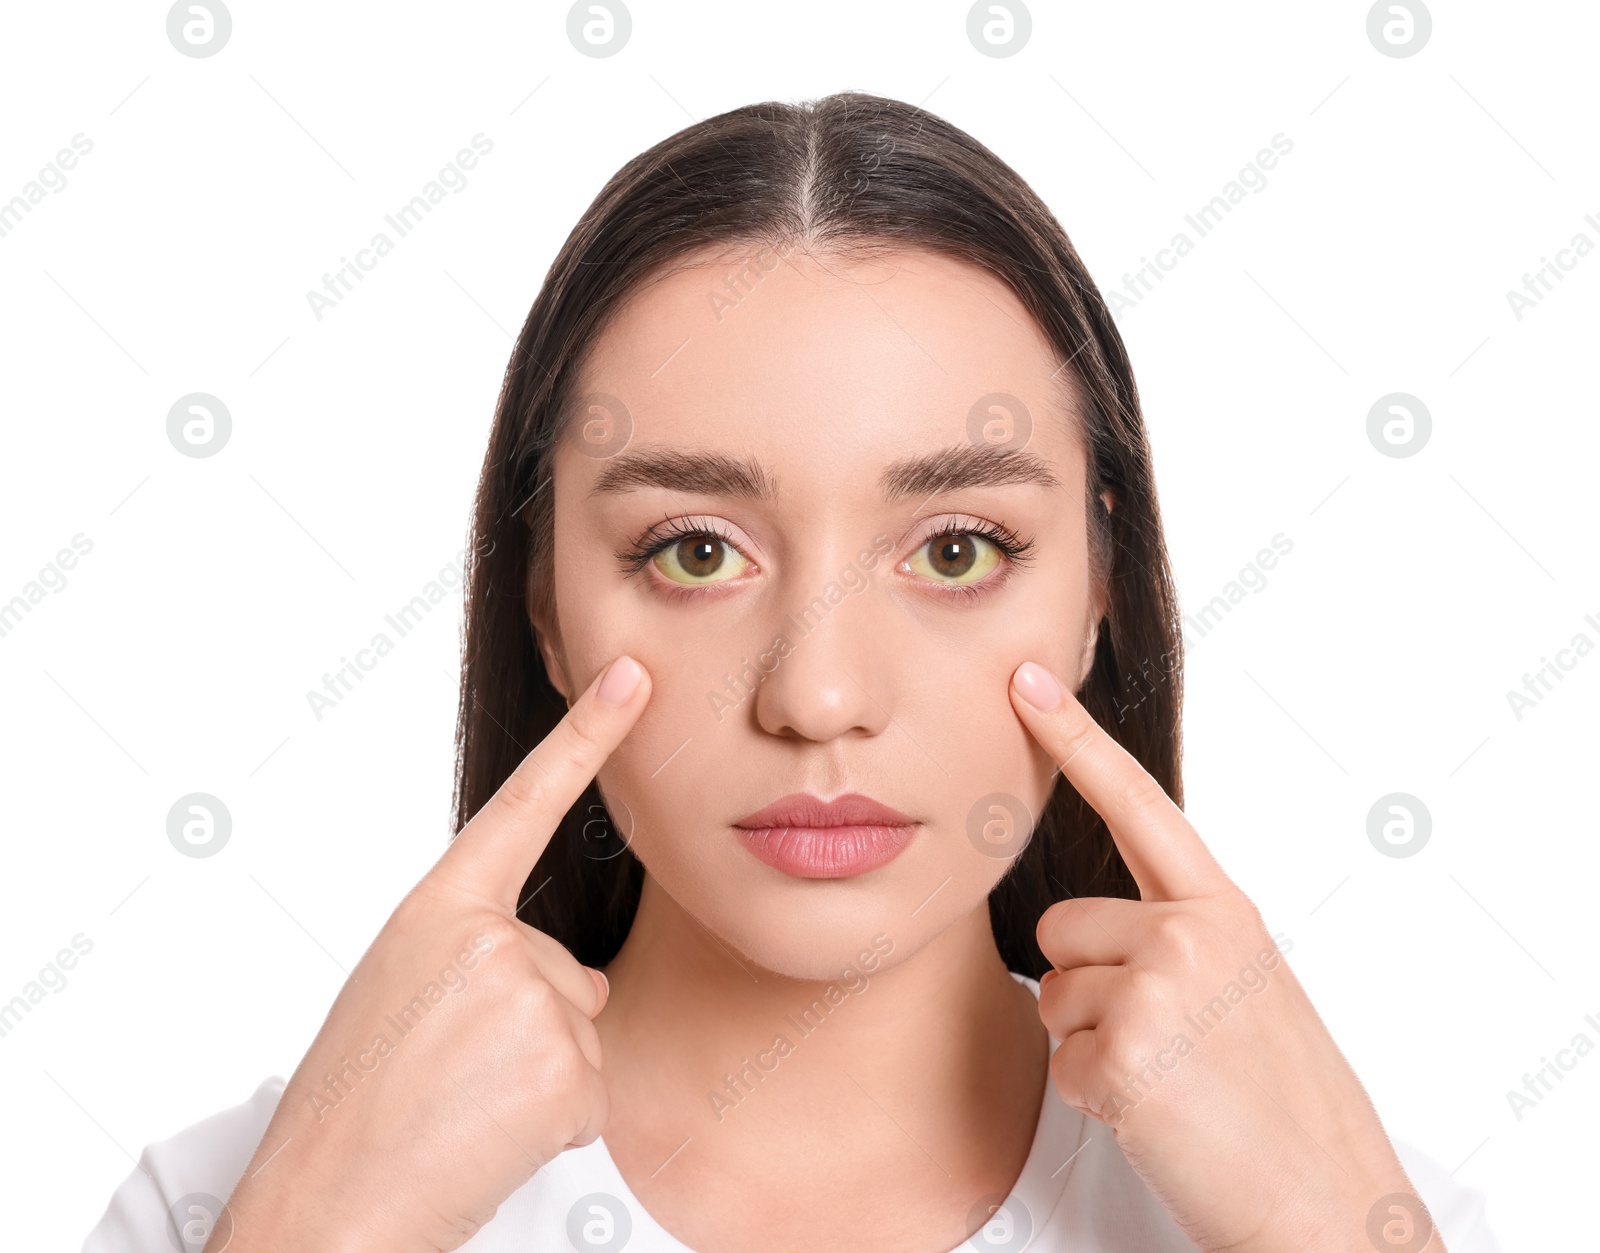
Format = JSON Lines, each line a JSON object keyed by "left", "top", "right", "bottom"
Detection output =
{"left": 734, "top": 792, "right": 916, "bottom": 830}
{"left": 732, "top": 792, "right": 918, "bottom": 879}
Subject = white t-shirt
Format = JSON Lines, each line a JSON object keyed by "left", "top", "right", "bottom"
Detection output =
{"left": 82, "top": 974, "right": 1502, "bottom": 1252}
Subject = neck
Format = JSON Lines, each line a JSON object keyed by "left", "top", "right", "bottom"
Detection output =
{"left": 596, "top": 873, "right": 1048, "bottom": 1188}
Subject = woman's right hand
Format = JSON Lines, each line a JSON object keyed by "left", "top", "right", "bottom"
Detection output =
{"left": 207, "top": 655, "right": 651, "bottom": 1253}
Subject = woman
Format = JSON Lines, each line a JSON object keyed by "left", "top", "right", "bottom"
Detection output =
{"left": 84, "top": 92, "right": 1499, "bottom": 1252}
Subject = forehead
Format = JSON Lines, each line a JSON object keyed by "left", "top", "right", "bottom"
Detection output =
{"left": 570, "top": 246, "right": 1084, "bottom": 482}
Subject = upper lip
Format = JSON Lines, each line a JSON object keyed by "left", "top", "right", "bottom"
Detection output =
{"left": 733, "top": 792, "right": 916, "bottom": 830}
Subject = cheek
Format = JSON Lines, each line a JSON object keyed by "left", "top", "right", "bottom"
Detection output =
{"left": 553, "top": 541, "right": 693, "bottom": 698}
{"left": 904, "top": 576, "right": 1085, "bottom": 727}
{"left": 905, "top": 634, "right": 1065, "bottom": 858}
{"left": 559, "top": 608, "right": 732, "bottom": 867}
{"left": 548, "top": 587, "right": 689, "bottom": 820}
{"left": 904, "top": 587, "right": 1086, "bottom": 856}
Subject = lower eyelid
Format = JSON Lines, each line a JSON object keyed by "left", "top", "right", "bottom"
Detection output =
{"left": 649, "top": 538, "right": 756, "bottom": 588}
{"left": 905, "top": 534, "right": 1008, "bottom": 581}
{"left": 636, "top": 526, "right": 1021, "bottom": 596}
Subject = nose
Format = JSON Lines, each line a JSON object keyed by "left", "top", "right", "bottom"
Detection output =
{"left": 750, "top": 561, "right": 895, "bottom": 743}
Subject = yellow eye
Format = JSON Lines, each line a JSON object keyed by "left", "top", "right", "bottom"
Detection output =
{"left": 907, "top": 532, "right": 1003, "bottom": 585}
{"left": 651, "top": 534, "right": 751, "bottom": 585}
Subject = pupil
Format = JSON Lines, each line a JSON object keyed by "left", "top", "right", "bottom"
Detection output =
{"left": 678, "top": 537, "right": 724, "bottom": 577}
{"left": 932, "top": 534, "right": 975, "bottom": 577}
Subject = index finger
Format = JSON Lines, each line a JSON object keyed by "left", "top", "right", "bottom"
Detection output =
{"left": 1009, "top": 659, "right": 1223, "bottom": 902}
{"left": 435, "top": 654, "right": 651, "bottom": 912}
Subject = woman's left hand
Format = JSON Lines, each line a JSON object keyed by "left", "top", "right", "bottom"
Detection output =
{"left": 1009, "top": 660, "right": 1441, "bottom": 1253}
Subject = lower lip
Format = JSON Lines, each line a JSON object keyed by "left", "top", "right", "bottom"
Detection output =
{"left": 734, "top": 824, "right": 917, "bottom": 879}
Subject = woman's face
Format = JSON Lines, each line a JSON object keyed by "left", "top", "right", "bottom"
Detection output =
{"left": 535, "top": 246, "right": 1105, "bottom": 980}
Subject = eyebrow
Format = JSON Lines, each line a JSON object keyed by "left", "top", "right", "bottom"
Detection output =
{"left": 589, "top": 443, "right": 1062, "bottom": 503}
{"left": 589, "top": 449, "right": 777, "bottom": 500}
{"left": 879, "top": 443, "right": 1063, "bottom": 502}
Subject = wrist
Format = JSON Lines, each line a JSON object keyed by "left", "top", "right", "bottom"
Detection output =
{"left": 207, "top": 1150, "right": 390, "bottom": 1253}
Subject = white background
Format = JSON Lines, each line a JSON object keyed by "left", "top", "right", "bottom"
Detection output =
{"left": 1, "top": 1, "right": 1593, "bottom": 1248}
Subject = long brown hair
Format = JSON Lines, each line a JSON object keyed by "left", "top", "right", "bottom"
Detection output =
{"left": 451, "top": 91, "right": 1183, "bottom": 978}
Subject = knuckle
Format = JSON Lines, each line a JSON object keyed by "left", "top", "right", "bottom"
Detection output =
{"left": 539, "top": 1032, "right": 597, "bottom": 1107}
{"left": 1041, "top": 966, "right": 1075, "bottom": 1007}
{"left": 1037, "top": 897, "right": 1088, "bottom": 952}
{"left": 1051, "top": 1039, "right": 1101, "bottom": 1121}
{"left": 1114, "top": 769, "right": 1168, "bottom": 817}
{"left": 527, "top": 1038, "right": 582, "bottom": 1100}
{"left": 1055, "top": 702, "right": 1100, "bottom": 758}
{"left": 1149, "top": 911, "right": 1200, "bottom": 969}
{"left": 474, "top": 913, "right": 526, "bottom": 959}
{"left": 517, "top": 975, "right": 565, "bottom": 1022}
{"left": 1121, "top": 966, "right": 1164, "bottom": 1016}
{"left": 558, "top": 706, "right": 609, "bottom": 763}
{"left": 495, "top": 758, "right": 551, "bottom": 818}
{"left": 1234, "top": 892, "right": 1268, "bottom": 932}
{"left": 1095, "top": 1026, "right": 1141, "bottom": 1082}
{"left": 1049, "top": 1039, "right": 1076, "bottom": 1088}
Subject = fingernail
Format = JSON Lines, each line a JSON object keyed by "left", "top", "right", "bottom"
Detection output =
{"left": 1014, "top": 661, "right": 1063, "bottom": 712}
{"left": 1039, "top": 967, "right": 1059, "bottom": 991}
{"left": 594, "top": 968, "right": 610, "bottom": 1000}
{"left": 597, "top": 656, "right": 643, "bottom": 707}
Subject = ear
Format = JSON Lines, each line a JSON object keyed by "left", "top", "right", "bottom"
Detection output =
{"left": 1077, "top": 489, "right": 1115, "bottom": 689}
{"left": 527, "top": 576, "right": 570, "bottom": 703}
{"left": 1076, "top": 617, "right": 1100, "bottom": 690}
{"left": 534, "top": 621, "right": 569, "bottom": 702}
{"left": 1075, "top": 570, "right": 1108, "bottom": 689}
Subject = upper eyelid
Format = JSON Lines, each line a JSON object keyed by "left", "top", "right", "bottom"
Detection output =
{"left": 898, "top": 511, "right": 1019, "bottom": 549}
{"left": 639, "top": 514, "right": 755, "bottom": 547}
{"left": 915, "top": 511, "right": 991, "bottom": 534}
{"left": 626, "top": 511, "right": 1025, "bottom": 570}
{"left": 624, "top": 515, "right": 763, "bottom": 572}
{"left": 632, "top": 512, "right": 1008, "bottom": 550}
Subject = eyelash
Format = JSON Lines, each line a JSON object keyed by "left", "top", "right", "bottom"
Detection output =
{"left": 913, "top": 514, "right": 1037, "bottom": 602}
{"left": 615, "top": 515, "right": 745, "bottom": 576}
{"left": 615, "top": 512, "right": 1036, "bottom": 600}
